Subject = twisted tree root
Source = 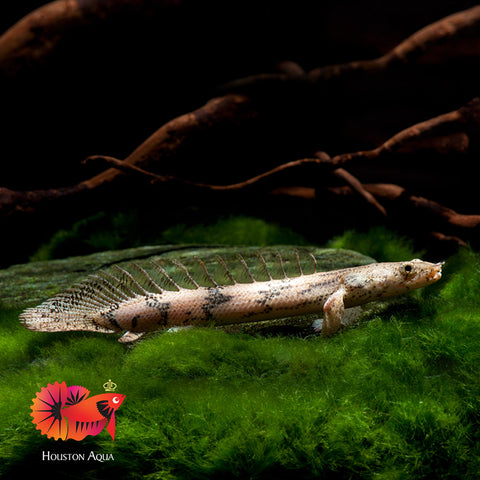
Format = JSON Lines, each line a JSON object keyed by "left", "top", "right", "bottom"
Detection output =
{"left": 222, "top": 5, "right": 480, "bottom": 92}
{"left": 0, "top": 94, "right": 255, "bottom": 216}
{"left": 1, "top": 5, "right": 480, "bottom": 251}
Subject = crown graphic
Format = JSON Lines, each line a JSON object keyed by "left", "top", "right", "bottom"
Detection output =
{"left": 103, "top": 379, "right": 117, "bottom": 392}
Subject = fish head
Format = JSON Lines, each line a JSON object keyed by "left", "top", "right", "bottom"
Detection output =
{"left": 105, "top": 393, "right": 126, "bottom": 411}
{"left": 396, "top": 259, "right": 444, "bottom": 290}
{"left": 345, "top": 259, "right": 444, "bottom": 304}
{"left": 94, "top": 393, "right": 126, "bottom": 419}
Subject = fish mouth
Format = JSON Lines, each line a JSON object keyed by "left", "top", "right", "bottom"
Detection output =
{"left": 428, "top": 261, "right": 444, "bottom": 281}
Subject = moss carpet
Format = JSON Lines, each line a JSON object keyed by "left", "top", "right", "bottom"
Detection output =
{"left": 1, "top": 222, "right": 479, "bottom": 479}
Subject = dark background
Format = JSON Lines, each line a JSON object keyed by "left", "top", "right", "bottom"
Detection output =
{"left": 0, "top": 0, "right": 478, "bottom": 266}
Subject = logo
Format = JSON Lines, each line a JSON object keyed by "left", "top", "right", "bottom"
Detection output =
{"left": 103, "top": 379, "right": 117, "bottom": 392}
{"left": 30, "top": 380, "right": 125, "bottom": 441}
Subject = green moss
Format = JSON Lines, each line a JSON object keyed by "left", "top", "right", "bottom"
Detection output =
{"left": 30, "top": 213, "right": 308, "bottom": 261}
{"left": 30, "top": 212, "right": 131, "bottom": 261}
{"left": 436, "top": 248, "right": 480, "bottom": 309}
{"left": 328, "top": 227, "right": 421, "bottom": 262}
{"left": 159, "top": 216, "right": 307, "bottom": 247}
{"left": 2, "top": 227, "right": 480, "bottom": 479}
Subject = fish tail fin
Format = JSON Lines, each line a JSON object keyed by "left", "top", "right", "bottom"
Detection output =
{"left": 19, "top": 262, "right": 167, "bottom": 334}
{"left": 30, "top": 381, "right": 69, "bottom": 440}
{"left": 20, "top": 307, "right": 115, "bottom": 333}
{"left": 19, "top": 272, "right": 129, "bottom": 334}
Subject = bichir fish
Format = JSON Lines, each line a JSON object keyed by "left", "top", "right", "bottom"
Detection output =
{"left": 20, "top": 249, "right": 444, "bottom": 342}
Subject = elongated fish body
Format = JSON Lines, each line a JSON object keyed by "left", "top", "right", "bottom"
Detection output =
{"left": 20, "top": 249, "right": 443, "bottom": 342}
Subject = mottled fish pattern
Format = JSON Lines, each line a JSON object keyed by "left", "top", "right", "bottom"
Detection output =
{"left": 20, "top": 249, "right": 444, "bottom": 342}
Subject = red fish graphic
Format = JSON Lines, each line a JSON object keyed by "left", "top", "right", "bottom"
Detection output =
{"left": 30, "top": 381, "right": 125, "bottom": 441}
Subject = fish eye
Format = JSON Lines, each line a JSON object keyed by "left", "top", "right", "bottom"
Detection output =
{"left": 404, "top": 264, "right": 413, "bottom": 274}
{"left": 113, "top": 397, "right": 119, "bottom": 404}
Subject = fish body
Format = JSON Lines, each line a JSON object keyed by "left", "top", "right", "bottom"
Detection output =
{"left": 20, "top": 250, "right": 444, "bottom": 342}
{"left": 30, "top": 382, "right": 125, "bottom": 440}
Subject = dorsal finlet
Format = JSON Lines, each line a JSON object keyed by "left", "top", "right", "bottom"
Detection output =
{"left": 215, "top": 255, "right": 237, "bottom": 284}
{"left": 309, "top": 252, "right": 317, "bottom": 273}
{"left": 172, "top": 259, "right": 200, "bottom": 288}
{"left": 112, "top": 264, "right": 149, "bottom": 295}
{"left": 100, "top": 269, "right": 139, "bottom": 298}
{"left": 193, "top": 256, "right": 219, "bottom": 287}
{"left": 150, "top": 260, "right": 182, "bottom": 291}
{"left": 130, "top": 263, "right": 163, "bottom": 294}
{"left": 275, "top": 250, "right": 288, "bottom": 279}
{"left": 294, "top": 249, "right": 303, "bottom": 276}
{"left": 236, "top": 254, "right": 256, "bottom": 282}
{"left": 89, "top": 273, "right": 130, "bottom": 302}
{"left": 256, "top": 252, "right": 273, "bottom": 281}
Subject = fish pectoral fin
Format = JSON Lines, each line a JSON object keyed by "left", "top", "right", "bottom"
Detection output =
{"left": 106, "top": 412, "right": 116, "bottom": 441}
{"left": 118, "top": 331, "right": 145, "bottom": 343}
{"left": 322, "top": 286, "right": 346, "bottom": 337}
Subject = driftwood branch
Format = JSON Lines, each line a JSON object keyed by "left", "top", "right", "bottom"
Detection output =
{"left": 83, "top": 96, "right": 480, "bottom": 193}
{"left": 0, "top": 94, "right": 255, "bottom": 215}
{"left": 82, "top": 94, "right": 256, "bottom": 188}
{"left": 84, "top": 155, "right": 332, "bottom": 191}
{"left": 310, "top": 5, "right": 480, "bottom": 80}
{"left": 326, "top": 183, "right": 480, "bottom": 237}
{"left": 221, "top": 5, "right": 480, "bottom": 93}
{"left": 1, "top": 95, "right": 479, "bottom": 248}
{"left": 0, "top": 0, "right": 185, "bottom": 77}
{"left": 333, "top": 98, "right": 479, "bottom": 166}
{"left": 331, "top": 168, "right": 387, "bottom": 217}
{"left": 1, "top": 4, "right": 480, "bottom": 255}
